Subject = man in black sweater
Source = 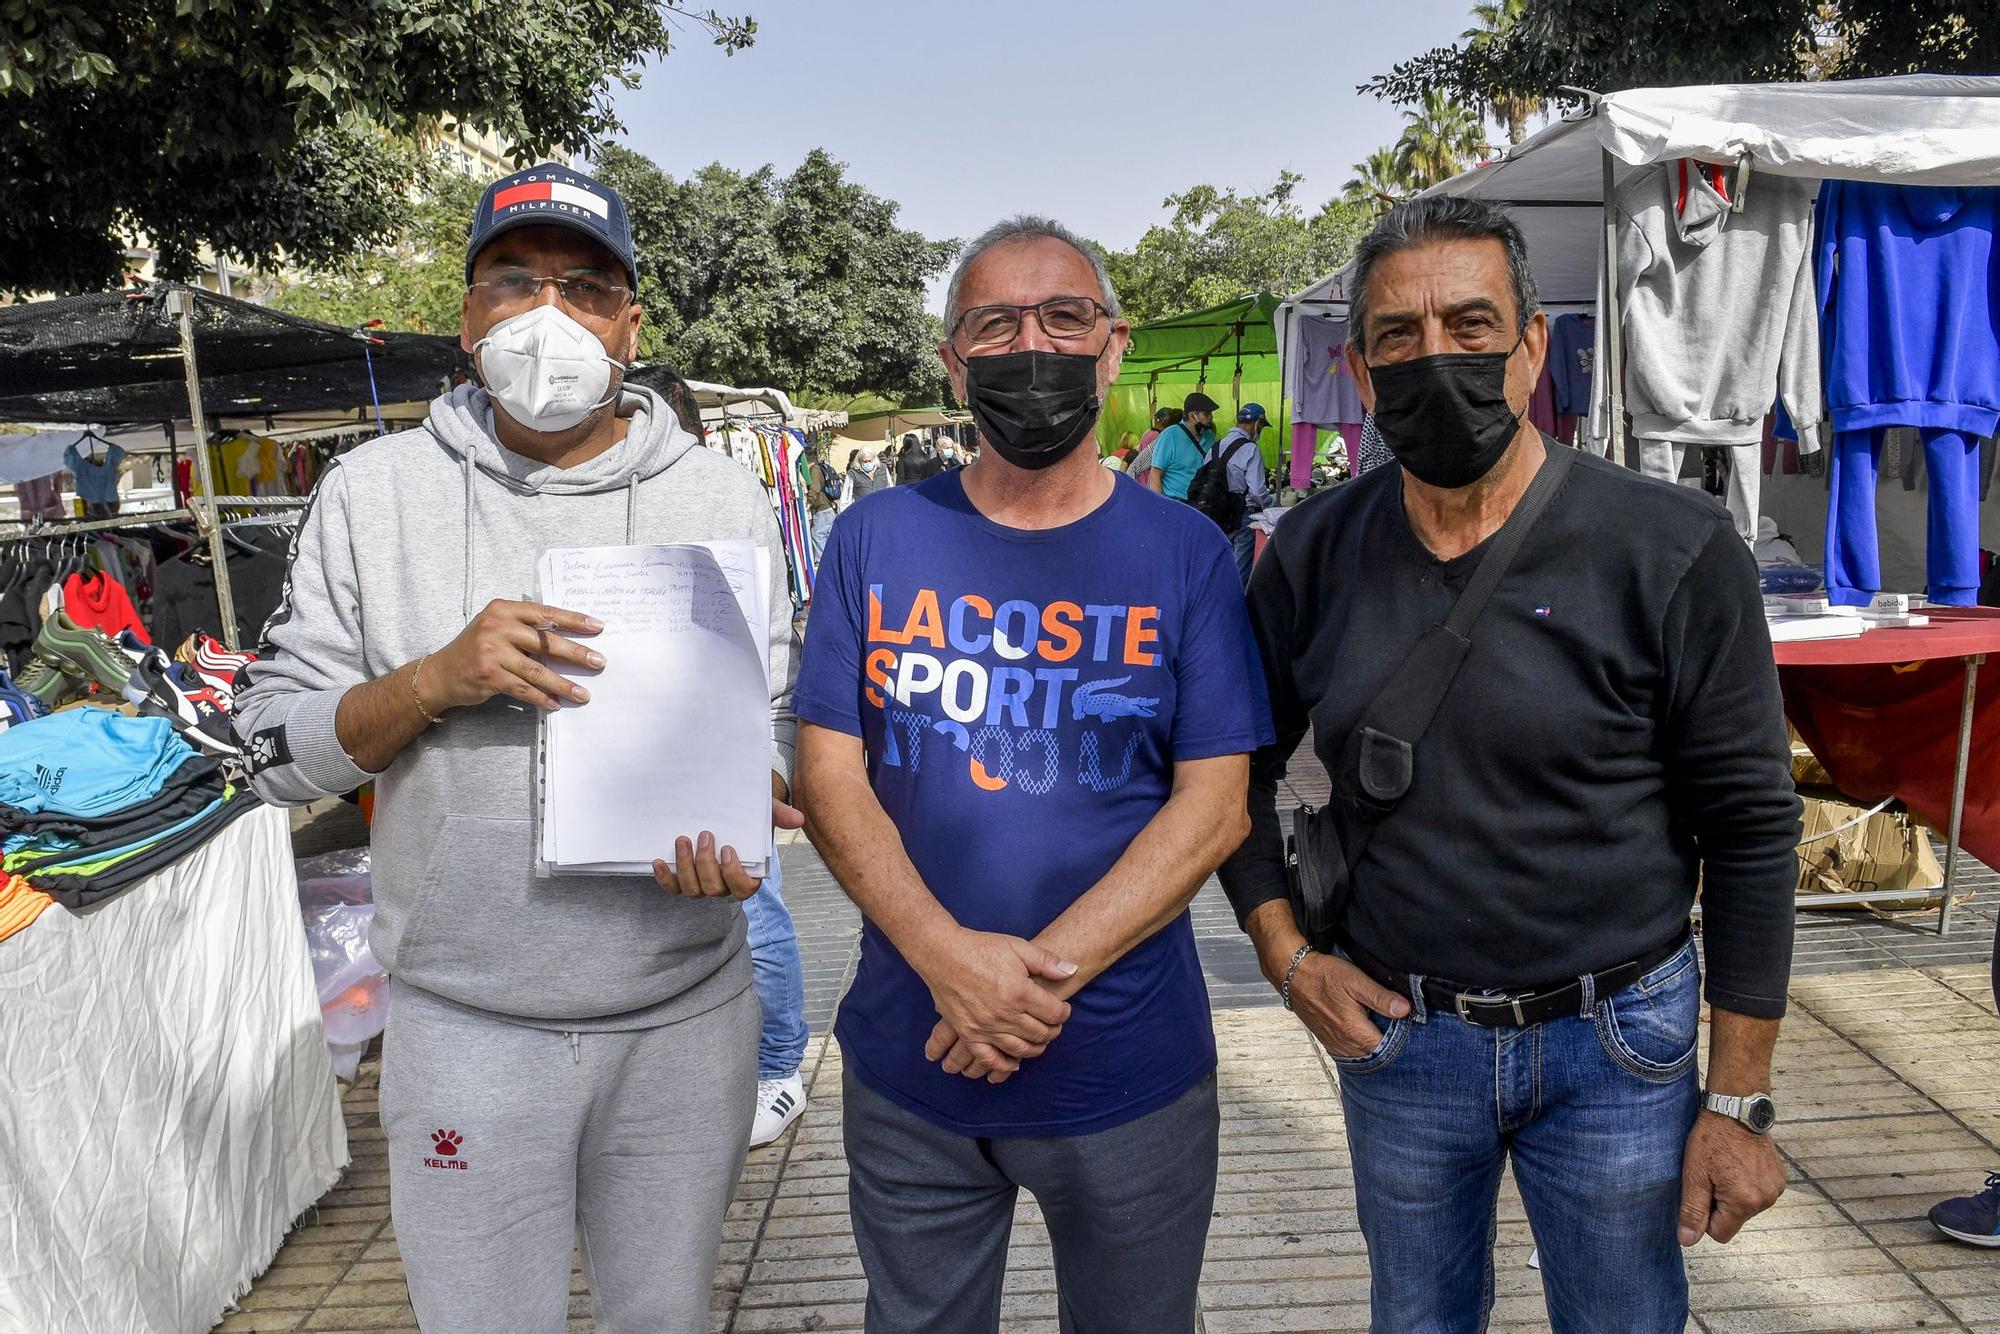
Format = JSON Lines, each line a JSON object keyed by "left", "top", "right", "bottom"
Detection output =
{"left": 1218, "top": 195, "right": 1800, "bottom": 1333}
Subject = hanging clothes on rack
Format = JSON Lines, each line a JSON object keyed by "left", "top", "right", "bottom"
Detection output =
{"left": 63, "top": 436, "right": 127, "bottom": 520}
{"left": 62, "top": 570, "right": 148, "bottom": 644}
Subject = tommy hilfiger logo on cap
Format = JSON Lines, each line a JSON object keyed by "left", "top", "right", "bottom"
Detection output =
{"left": 491, "top": 172, "right": 611, "bottom": 221}
{"left": 466, "top": 163, "right": 637, "bottom": 286}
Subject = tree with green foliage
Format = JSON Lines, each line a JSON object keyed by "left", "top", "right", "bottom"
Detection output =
{"left": 593, "top": 145, "right": 958, "bottom": 402}
{"left": 1394, "top": 91, "right": 1489, "bottom": 191}
{"left": 1364, "top": 0, "right": 1994, "bottom": 111}
{"left": 272, "top": 170, "right": 484, "bottom": 335}
{"left": 1464, "top": 0, "right": 1543, "bottom": 145}
{"left": 1343, "top": 148, "right": 1414, "bottom": 213}
{"left": 0, "top": 2, "right": 756, "bottom": 295}
{"left": 1103, "top": 175, "right": 1371, "bottom": 323}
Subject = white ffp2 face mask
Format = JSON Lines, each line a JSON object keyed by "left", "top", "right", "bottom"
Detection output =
{"left": 474, "top": 305, "right": 628, "bottom": 433}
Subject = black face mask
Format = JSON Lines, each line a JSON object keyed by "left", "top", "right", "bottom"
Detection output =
{"left": 958, "top": 348, "right": 1103, "bottom": 470}
{"left": 1366, "top": 340, "right": 1524, "bottom": 489}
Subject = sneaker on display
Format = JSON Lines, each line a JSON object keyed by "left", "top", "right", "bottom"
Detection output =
{"left": 1931, "top": 1173, "right": 2000, "bottom": 1246}
{"left": 31, "top": 611, "right": 137, "bottom": 697}
{"left": 749, "top": 1073, "right": 807, "bottom": 1148}
{"left": 14, "top": 657, "right": 75, "bottom": 710}
{"left": 178, "top": 632, "right": 256, "bottom": 699}
{"left": 128, "top": 649, "right": 238, "bottom": 756}
{"left": 115, "top": 630, "right": 152, "bottom": 665}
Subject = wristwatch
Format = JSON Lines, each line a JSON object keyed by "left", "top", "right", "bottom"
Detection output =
{"left": 1702, "top": 1090, "right": 1778, "bottom": 1134}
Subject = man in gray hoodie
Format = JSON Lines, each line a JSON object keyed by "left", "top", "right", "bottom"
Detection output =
{"left": 234, "top": 163, "right": 799, "bottom": 1333}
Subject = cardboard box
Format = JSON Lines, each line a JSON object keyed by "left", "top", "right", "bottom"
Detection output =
{"left": 1795, "top": 792, "right": 1945, "bottom": 907}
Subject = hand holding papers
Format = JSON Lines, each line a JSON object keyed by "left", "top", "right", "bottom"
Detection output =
{"left": 537, "top": 541, "right": 773, "bottom": 881}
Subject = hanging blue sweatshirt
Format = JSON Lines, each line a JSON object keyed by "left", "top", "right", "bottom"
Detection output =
{"left": 1815, "top": 181, "right": 2000, "bottom": 437}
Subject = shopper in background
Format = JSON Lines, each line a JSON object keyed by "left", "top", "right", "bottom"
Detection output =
{"left": 805, "top": 440, "right": 842, "bottom": 561}
{"left": 795, "top": 215, "right": 1272, "bottom": 1333}
{"left": 234, "top": 162, "right": 799, "bottom": 1334}
{"left": 1220, "top": 194, "right": 1798, "bottom": 1333}
{"left": 1131, "top": 407, "right": 1177, "bottom": 489}
{"left": 1211, "top": 403, "right": 1272, "bottom": 586}
{"left": 1147, "top": 391, "right": 1218, "bottom": 498}
{"left": 897, "top": 432, "right": 943, "bottom": 485}
{"left": 843, "top": 447, "right": 890, "bottom": 510}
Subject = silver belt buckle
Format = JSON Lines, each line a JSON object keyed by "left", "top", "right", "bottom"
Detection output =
{"left": 1454, "top": 991, "right": 1527, "bottom": 1026}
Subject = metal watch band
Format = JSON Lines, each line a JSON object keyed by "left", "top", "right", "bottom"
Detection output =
{"left": 1703, "top": 1090, "right": 1775, "bottom": 1133}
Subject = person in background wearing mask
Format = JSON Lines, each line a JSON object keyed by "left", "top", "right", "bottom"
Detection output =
{"left": 793, "top": 216, "right": 1273, "bottom": 1333}
{"left": 1147, "top": 391, "right": 1218, "bottom": 498}
{"left": 1211, "top": 403, "right": 1273, "bottom": 586}
{"left": 1218, "top": 194, "right": 1797, "bottom": 1332}
{"left": 233, "top": 163, "right": 800, "bottom": 1332}
{"left": 844, "top": 447, "right": 890, "bottom": 510}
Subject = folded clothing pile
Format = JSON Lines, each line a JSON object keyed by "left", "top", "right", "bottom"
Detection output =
{"left": 0, "top": 710, "right": 259, "bottom": 911}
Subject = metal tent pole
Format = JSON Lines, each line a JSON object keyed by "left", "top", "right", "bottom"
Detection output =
{"left": 1600, "top": 148, "right": 1629, "bottom": 469}
{"left": 1937, "top": 653, "right": 1985, "bottom": 936}
{"left": 166, "top": 286, "right": 241, "bottom": 649}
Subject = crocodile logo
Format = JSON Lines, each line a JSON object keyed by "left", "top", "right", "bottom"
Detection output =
{"left": 1072, "top": 677, "right": 1159, "bottom": 722}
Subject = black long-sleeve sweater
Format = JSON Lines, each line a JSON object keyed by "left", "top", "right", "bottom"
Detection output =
{"left": 1217, "top": 451, "right": 1802, "bottom": 1018}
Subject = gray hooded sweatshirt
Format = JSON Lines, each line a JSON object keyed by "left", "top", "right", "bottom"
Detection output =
{"left": 235, "top": 383, "right": 797, "bottom": 1029}
{"left": 1591, "top": 160, "right": 1823, "bottom": 451}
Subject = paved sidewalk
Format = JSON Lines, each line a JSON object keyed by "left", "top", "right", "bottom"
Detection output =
{"left": 227, "top": 805, "right": 2000, "bottom": 1332}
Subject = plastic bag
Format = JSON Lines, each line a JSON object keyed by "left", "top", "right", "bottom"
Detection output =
{"left": 1759, "top": 563, "right": 1823, "bottom": 595}
{"left": 297, "top": 847, "right": 390, "bottom": 1071}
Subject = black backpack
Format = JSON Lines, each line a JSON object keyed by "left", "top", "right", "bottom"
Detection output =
{"left": 1187, "top": 436, "right": 1252, "bottom": 532}
{"left": 814, "top": 460, "right": 843, "bottom": 503}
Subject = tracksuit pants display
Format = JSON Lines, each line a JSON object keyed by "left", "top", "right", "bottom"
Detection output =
{"left": 1827, "top": 426, "right": 1984, "bottom": 606}
{"left": 1637, "top": 438, "right": 1761, "bottom": 546}
{"left": 380, "top": 979, "right": 758, "bottom": 1333}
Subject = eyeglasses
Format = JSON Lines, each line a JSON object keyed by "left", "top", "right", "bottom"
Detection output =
{"left": 951, "top": 297, "right": 1109, "bottom": 352}
{"left": 467, "top": 269, "right": 633, "bottom": 321}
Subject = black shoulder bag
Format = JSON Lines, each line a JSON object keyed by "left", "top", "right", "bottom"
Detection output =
{"left": 1287, "top": 442, "right": 1576, "bottom": 949}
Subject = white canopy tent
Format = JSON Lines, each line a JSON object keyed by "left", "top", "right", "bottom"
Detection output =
{"left": 1278, "top": 74, "right": 2000, "bottom": 413}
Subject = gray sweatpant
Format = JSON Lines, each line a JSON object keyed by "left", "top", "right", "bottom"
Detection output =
{"left": 380, "top": 978, "right": 758, "bottom": 1333}
{"left": 842, "top": 1067, "right": 1220, "bottom": 1334}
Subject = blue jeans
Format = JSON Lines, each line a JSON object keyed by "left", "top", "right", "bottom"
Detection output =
{"left": 1336, "top": 938, "right": 1701, "bottom": 1333}
{"left": 742, "top": 855, "right": 809, "bottom": 1081}
{"left": 809, "top": 507, "right": 836, "bottom": 563}
{"left": 1230, "top": 523, "right": 1257, "bottom": 588}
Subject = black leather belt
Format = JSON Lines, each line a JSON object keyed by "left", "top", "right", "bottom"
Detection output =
{"left": 1344, "top": 932, "right": 1692, "bottom": 1030}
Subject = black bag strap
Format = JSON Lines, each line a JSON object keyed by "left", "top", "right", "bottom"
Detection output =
{"left": 1212, "top": 435, "right": 1251, "bottom": 467}
{"left": 1341, "top": 440, "right": 1576, "bottom": 865}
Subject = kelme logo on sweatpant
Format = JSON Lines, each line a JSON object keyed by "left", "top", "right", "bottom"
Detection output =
{"left": 425, "top": 1129, "right": 468, "bottom": 1170}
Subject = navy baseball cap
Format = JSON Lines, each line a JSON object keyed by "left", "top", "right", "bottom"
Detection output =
{"left": 1239, "top": 402, "right": 1269, "bottom": 423}
{"left": 465, "top": 163, "right": 637, "bottom": 287}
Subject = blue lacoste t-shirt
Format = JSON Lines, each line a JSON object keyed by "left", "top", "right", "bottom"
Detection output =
{"left": 794, "top": 470, "right": 1274, "bottom": 1136}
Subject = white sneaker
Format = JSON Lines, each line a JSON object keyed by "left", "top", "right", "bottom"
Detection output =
{"left": 749, "top": 1073, "right": 806, "bottom": 1147}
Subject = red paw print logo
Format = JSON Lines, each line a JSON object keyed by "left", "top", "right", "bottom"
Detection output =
{"left": 431, "top": 1129, "right": 462, "bottom": 1157}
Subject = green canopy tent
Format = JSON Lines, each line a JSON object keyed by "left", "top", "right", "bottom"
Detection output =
{"left": 1104, "top": 292, "right": 1287, "bottom": 468}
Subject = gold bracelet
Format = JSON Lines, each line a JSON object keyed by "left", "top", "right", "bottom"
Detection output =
{"left": 410, "top": 653, "right": 447, "bottom": 726}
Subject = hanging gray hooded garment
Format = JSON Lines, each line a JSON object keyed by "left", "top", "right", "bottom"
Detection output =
{"left": 1590, "top": 160, "right": 1824, "bottom": 452}
{"left": 235, "top": 382, "right": 797, "bottom": 1029}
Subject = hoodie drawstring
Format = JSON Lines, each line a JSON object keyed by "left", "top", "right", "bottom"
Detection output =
{"left": 462, "top": 447, "right": 477, "bottom": 619}
{"left": 567, "top": 1032, "right": 581, "bottom": 1064}
{"left": 625, "top": 471, "right": 638, "bottom": 544}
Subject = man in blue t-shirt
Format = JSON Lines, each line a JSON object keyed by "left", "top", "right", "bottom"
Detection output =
{"left": 794, "top": 216, "right": 1273, "bottom": 1334}
{"left": 1146, "top": 389, "right": 1218, "bottom": 499}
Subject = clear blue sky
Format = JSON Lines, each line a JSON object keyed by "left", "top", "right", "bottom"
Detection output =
{"left": 606, "top": 0, "right": 1510, "bottom": 304}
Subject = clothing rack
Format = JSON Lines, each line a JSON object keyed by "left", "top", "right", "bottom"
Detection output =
{"left": 0, "top": 508, "right": 196, "bottom": 542}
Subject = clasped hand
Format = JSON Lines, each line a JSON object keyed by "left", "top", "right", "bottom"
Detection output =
{"left": 919, "top": 930, "right": 1078, "bottom": 1084}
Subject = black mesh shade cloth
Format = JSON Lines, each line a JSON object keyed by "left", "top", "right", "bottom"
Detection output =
{"left": 0, "top": 283, "right": 469, "bottom": 423}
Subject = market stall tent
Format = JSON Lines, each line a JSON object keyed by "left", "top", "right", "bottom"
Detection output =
{"left": 1276, "top": 73, "right": 2000, "bottom": 588}
{"left": 1105, "top": 293, "right": 1287, "bottom": 469}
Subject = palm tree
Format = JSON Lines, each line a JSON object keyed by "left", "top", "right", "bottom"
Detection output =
{"left": 1394, "top": 90, "right": 1488, "bottom": 191}
{"left": 1463, "top": 0, "right": 1545, "bottom": 146}
{"left": 1342, "top": 148, "right": 1410, "bottom": 212}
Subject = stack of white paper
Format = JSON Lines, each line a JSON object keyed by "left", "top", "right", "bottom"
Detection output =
{"left": 537, "top": 541, "right": 772, "bottom": 877}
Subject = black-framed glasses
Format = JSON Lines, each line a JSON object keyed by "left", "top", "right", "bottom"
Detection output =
{"left": 468, "top": 269, "right": 633, "bottom": 321}
{"left": 951, "top": 296, "right": 1109, "bottom": 351}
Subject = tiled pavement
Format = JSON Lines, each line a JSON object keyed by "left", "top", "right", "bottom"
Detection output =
{"left": 227, "top": 817, "right": 2000, "bottom": 1333}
